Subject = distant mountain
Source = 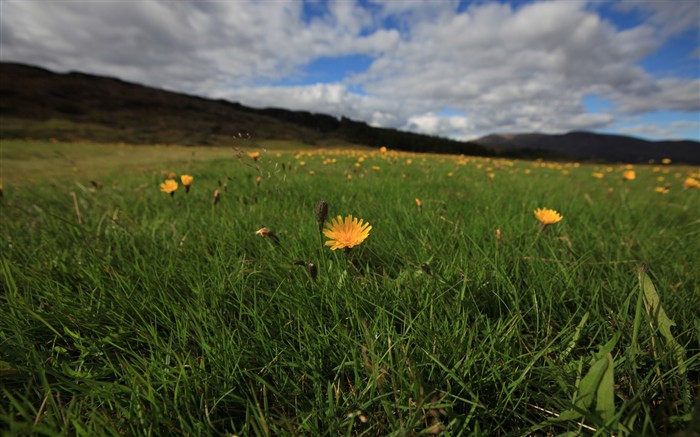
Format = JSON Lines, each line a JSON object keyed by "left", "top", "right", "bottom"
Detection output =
{"left": 1, "top": 62, "right": 698, "bottom": 163}
{"left": 473, "top": 132, "right": 700, "bottom": 164}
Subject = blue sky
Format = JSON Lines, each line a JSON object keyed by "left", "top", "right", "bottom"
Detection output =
{"left": 1, "top": 0, "right": 698, "bottom": 141}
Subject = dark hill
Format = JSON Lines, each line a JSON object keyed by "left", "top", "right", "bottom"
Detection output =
{"left": 1, "top": 62, "right": 698, "bottom": 163}
{"left": 0, "top": 62, "right": 487, "bottom": 155}
{"left": 474, "top": 131, "right": 700, "bottom": 164}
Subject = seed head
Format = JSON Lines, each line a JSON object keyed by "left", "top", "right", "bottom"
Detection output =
{"left": 315, "top": 200, "right": 329, "bottom": 233}
{"left": 307, "top": 263, "right": 318, "bottom": 280}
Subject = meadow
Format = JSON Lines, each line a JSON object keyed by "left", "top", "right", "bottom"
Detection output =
{"left": 1, "top": 140, "right": 699, "bottom": 436}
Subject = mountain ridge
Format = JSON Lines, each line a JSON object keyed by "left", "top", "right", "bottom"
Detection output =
{"left": 476, "top": 131, "right": 699, "bottom": 163}
{"left": 1, "top": 61, "right": 698, "bottom": 163}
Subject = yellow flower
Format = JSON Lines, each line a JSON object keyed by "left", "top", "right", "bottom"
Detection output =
{"left": 534, "top": 208, "right": 563, "bottom": 225}
{"left": 683, "top": 177, "right": 700, "bottom": 189}
{"left": 623, "top": 170, "right": 636, "bottom": 181}
{"left": 248, "top": 151, "right": 261, "bottom": 161}
{"left": 180, "top": 174, "right": 193, "bottom": 186}
{"left": 160, "top": 179, "right": 178, "bottom": 195}
{"left": 180, "top": 174, "right": 193, "bottom": 193}
{"left": 379, "top": 146, "right": 387, "bottom": 155}
{"left": 592, "top": 172, "right": 604, "bottom": 179}
{"left": 323, "top": 215, "right": 371, "bottom": 250}
{"left": 661, "top": 158, "right": 671, "bottom": 164}
{"left": 654, "top": 186, "right": 669, "bottom": 194}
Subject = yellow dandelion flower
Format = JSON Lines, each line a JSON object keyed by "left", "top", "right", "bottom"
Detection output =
{"left": 323, "top": 215, "right": 371, "bottom": 251}
{"left": 372, "top": 166, "right": 380, "bottom": 171}
{"left": 592, "top": 172, "right": 605, "bottom": 179}
{"left": 654, "top": 186, "right": 670, "bottom": 194}
{"left": 180, "top": 174, "right": 193, "bottom": 186}
{"left": 683, "top": 177, "right": 700, "bottom": 189}
{"left": 534, "top": 208, "right": 563, "bottom": 225}
{"left": 623, "top": 170, "right": 636, "bottom": 181}
{"left": 160, "top": 179, "right": 178, "bottom": 196}
{"left": 180, "top": 174, "right": 193, "bottom": 193}
{"left": 661, "top": 158, "right": 671, "bottom": 164}
{"left": 379, "top": 146, "right": 387, "bottom": 155}
{"left": 248, "top": 151, "right": 261, "bottom": 161}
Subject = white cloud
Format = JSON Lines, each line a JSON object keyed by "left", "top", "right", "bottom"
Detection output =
{"left": 611, "top": 78, "right": 700, "bottom": 113}
{"left": 617, "top": 123, "right": 686, "bottom": 141}
{"left": 0, "top": 0, "right": 697, "bottom": 141}
{"left": 615, "top": 0, "right": 700, "bottom": 37}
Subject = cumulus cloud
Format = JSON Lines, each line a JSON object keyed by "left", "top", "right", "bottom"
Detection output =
{"left": 615, "top": 0, "right": 700, "bottom": 37}
{"left": 0, "top": 0, "right": 697, "bottom": 141}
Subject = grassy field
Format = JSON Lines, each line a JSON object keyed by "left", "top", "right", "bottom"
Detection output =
{"left": 1, "top": 140, "right": 699, "bottom": 436}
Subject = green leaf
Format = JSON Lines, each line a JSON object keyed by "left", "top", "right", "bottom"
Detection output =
{"left": 560, "top": 312, "right": 588, "bottom": 363}
{"left": 639, "top": 270, "right": 687, "bottom": 375}
{"left": 639, "top": 269, "right": 689, "bottom": 411}
{"left": 596, "top": 352, "right": 615, "bottom": 423}
{"left": 558, "top": 355, "right": 608, "bottom": 421}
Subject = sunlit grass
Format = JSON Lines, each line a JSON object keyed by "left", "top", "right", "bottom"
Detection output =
{"left": 1, "top": 141, "right": 699, "bottom": 435}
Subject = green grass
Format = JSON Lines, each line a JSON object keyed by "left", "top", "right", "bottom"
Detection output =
{"left": 1, "top": 141, "right": 699, "bottom": 436}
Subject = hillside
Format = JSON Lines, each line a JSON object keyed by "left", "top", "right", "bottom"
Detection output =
{"left": 0, "top": 62, "right": 487, "bottom": 156}
{"left": 1, "top": 62, "right": 698, "bottom": 163}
